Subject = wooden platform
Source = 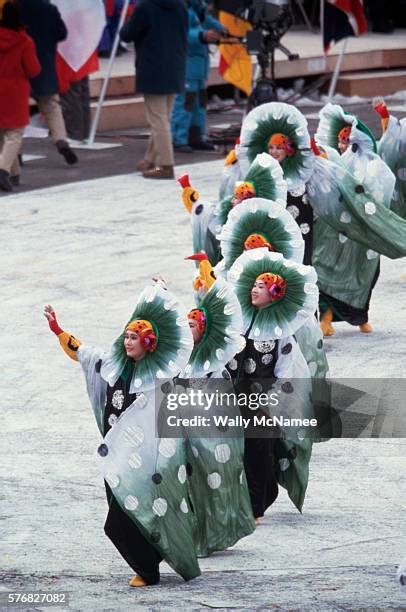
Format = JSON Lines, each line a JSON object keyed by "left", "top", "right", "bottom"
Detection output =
{"left": 87, "top": 29, "right": 406, "bottom": 131}
{"left": 335, "top": 69, "right": 406, "bottom": 97}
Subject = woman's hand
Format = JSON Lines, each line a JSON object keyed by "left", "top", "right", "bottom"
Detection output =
{"left": 44, "top": 304, "right": 63, "bottom": 335}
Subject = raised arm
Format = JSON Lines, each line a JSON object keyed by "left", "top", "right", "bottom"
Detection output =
{"left": 44, "top": 304, "right": 81, "bottom": 361}
{"left": 373, "top": 97, "right": 390, "bottom": 134}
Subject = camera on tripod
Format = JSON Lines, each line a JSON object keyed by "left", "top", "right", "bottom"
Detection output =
{"left": 243, "top": 0, "right": 297, "bottom": 58}
{"left": 237, "top": 0, "right": 299, "bottom": 107}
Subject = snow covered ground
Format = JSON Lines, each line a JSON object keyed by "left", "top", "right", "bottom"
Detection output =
{"left": 1, "top": 161, "right": 405, "bottom": 610}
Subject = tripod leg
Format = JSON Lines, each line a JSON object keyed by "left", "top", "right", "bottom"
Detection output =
{"left": 294, "top": 0, "right": 313, "bottom": 32}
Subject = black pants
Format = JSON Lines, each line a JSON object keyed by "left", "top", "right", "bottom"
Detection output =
{"left": 104, "top": 483, "right": 162, "bottom": 584}
{"left": 244, "top": 437, "right": 278, "bottom": 519}
{"left": 60, "top": 77, "right": 91, "bottom": 141}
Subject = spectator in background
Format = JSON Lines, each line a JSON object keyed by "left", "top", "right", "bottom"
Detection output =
{"left": 120, "top": 0, "right": 188, "bottom": 179}
{"left": 365, "top": 0, "right": 395, "bottom": 33}
{"left": 99, "top": 0, "right": 135, "bottom": 58}
{"left": 57, "top": 51, "right": 99, "bottom": 142}
{"left": 19, "top": 0, "right": 78, "bottom": 165}
{"left": 171, "top": 0, "right": 226, "bottom": 153}
{"left": 0, "top": 1, "right": 40, "bottom": 192}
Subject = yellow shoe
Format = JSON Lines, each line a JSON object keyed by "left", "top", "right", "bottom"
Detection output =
{"left": 128, "top": 575, "right": 148, "bottom": 588}
{"left": 359, "top": 322, "right": 373, "bottom": 333}
{"left": 320, "top": 308, "right": 335, "bottom": 337}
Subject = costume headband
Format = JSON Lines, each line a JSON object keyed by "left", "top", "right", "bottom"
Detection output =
{"left": 233, "top": 180, "right": 256, "bottom": 202}
{"left": 126, "top": 319, "right": 157, "bottom": 352}
{"left": 244, "top": 233, "right": 274, "bottom": 252}
{"left": 256, "top": 273, "right": 287, "bottom": 302}
{"left": 268, "top": 133, "right": 296, "bottom": 157}
{"left": 188, "top": 308, "right": 207, "bottom": 334}
{"left": 338, "top": 126, "right": 351, "bottom": 143}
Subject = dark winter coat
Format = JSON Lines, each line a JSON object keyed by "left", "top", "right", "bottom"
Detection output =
{"left": 0, "top": 27, "right": 40, "bottom": 128}
{"left": 120, "top": 0, "right": 188, "bottom": 95}
{"left": 19, "top": 0, "right": 67, "bottom": 97}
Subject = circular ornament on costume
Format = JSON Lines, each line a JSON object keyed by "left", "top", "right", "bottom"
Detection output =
{"left": 128, "top": 452, "right": 142, "bottom": 469}
{"left": 214, "top": 444, "right": 231, "bottom": 463}
{"left": 281, "top": 342, "right": 292, "bottom": 354}
{"left": 108, "top": 414, "right": 118, "bottom": 427}
{"left": 244, "top": 358, "right": 257, "bottom": 374}
{"left": 254, "top": 339, "right": 276, "bottom": 353}
{"left": 287, "top": 204, "right": 300, "bottom": 219}
{"left": 228, "top": 358, "right": 238, "bottom": 370}
{"left": 124, "top": 495, "right": 139, "bottom": 511}
{"left": 289, "top": 184, "right": 306, "bottom": 198}
{"left": 152, "top": 498, "right": 168, "bottom": 517}
{"left": 97, "top": 443, "right": 108, "bottom": 457}
{"left": 364, "top": 201, "right": 376, "bottom": 215}
{"left": 207, "top": 472, "right": 222, "bottom": 489}
{"left": 158, "top": 438, "right": 177, "bottom": 458}
{"left": 105, "top": 473, "right": 120, "bottom": 489}
{"left": 178, "top": 464, "right": 187, "bottom": 484}
{"left": 281, "top": 381, "right": 294, "bottom": 393}
{"left": 261, "top": 353, "right": 273, "bottom": 365}
{"left": 250, "top": 381, "right": 263, "bottom": 393}
{"left": 111, "top": 390, "right": 124, "bottom": 411}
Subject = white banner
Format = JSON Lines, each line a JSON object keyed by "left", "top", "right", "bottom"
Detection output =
{"left": 52, "top": 0, "right": 106, "bottom": 71}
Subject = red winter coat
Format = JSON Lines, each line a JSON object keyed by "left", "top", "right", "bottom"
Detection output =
{"left": 0, "top": 27, "right": 40, "bottom": 129}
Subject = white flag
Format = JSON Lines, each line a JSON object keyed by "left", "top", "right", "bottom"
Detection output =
{"left": 52, "top": 0, "right": 106, "bottom": 71}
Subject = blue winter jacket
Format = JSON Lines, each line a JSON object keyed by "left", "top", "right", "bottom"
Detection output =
{"left": 186, "top": 0, "right": 225, "bottom": 82}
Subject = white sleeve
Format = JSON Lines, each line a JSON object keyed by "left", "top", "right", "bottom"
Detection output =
{"left": 77, "top": 345, "right": 108, "bottom": 435}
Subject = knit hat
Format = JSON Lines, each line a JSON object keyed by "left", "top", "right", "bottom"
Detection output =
{"left": 244, "top": 233, "right": 274, "bottom": 251}
{"left": 126, "top": 319, "right": 157, "bottom": 353}
{"left": 338, "top": 126, "right": 351, "bottom": 144}
{"left": 188, "top": 308, "right": 207, "bottom": 334}
{"left": 268, "top": 133, "right": 296, "bottom": 156}
{"left": 233, "top": 180, "right": 256, "bottom": 202}
{"left": 256, "top": 272, "right": 287, "bottom": 301}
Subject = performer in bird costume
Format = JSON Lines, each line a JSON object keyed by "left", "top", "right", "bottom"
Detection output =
{"left": 44, "top": 279, "right": 254, "bottom": 587}
{"left": 374, "top": 97, "right": 406, "bottom": 219}
{"left": 238, "top": 102, "right": 315, "bottom": 265}
{"left": 225, "top": 248, "right": 320, "bottom": 520}
{"left": 181, "top": 270, "right": 256, "bottom": 545}
{"left": 219, "top": 136, "right": 243, "bottom": 201}
{"left": 310, "top": 103, "right": 406, "bottom": 336}
{"left": 217, "top": 196, "right": 328, "bottom": 381}
{"left": 178, "top": 152, "right": 286, "bottom": 266}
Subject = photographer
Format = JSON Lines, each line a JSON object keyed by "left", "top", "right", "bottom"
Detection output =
{"left": 171, "top": 0, "right": 227, "bottom": 152}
